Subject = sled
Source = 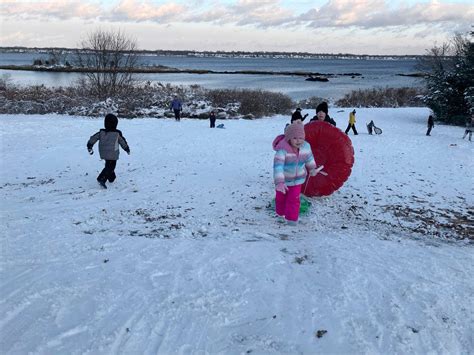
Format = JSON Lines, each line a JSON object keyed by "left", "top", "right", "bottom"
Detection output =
{"left": 367, "top": 121, "right": 382, "bottom": 135}
{"left": 269, "top": 195, "right": 312, "bottom": 216}
{"left": 303, "top": 121, "right": 354, "bottom": 196}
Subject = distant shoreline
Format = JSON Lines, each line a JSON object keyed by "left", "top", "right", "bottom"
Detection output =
{"left": 0, "top": 64, "right": 370, "bottom": 78}
{"left": 0, "top": 65, "right": 426, "bottom": 79}
{"left": 0, "top": 47, "right": 433, "bottom": 61}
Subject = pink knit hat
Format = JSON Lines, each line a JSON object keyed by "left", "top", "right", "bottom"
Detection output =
{"left": 285, "top": 123, "right": 305, "bottom": 141}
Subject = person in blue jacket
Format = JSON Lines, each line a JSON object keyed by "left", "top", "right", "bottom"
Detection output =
{"left": 170, "top": 96, "right": 182, "bottom": 121}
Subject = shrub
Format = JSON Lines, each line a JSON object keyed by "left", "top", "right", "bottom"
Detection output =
{"left": 1, "top": 80, "right": 293, "bottom": 118}
{"left": 0, "top": 74, "right": 14, "bottom": 91}
{"left": 335, "top": 87, "right": 425, "bottom": 108}
{"left": 296, "top": 96, "right": 329, "bottom": 109}
{"left": 207, "top": 88, "right": 293, "bottom": 117}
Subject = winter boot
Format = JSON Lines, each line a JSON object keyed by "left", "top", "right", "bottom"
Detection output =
{"left": 97, "top": 178, "right": 107, "bottom": 189}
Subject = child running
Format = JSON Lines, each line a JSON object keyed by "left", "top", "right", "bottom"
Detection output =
{"left": 87, "top": 113, "right": 130, "bottom": 189}
{"left": 273, "top": 123, "right": 318, "bottom": 225}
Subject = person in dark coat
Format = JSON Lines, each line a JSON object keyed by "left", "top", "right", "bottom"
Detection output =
{"left": 209, "top": 111, "right": 216, "bottom": 128}
{"left": 309, "top": 102, "right": 336, "bottom": 126}
{"left": 291, "top": 108, "right": 308, "bottom": 123}
{"left": 367, "top": 120, "right": 375, "bottom": 135}
{"left": 462, "top": 115, "right": 473, "bottom": 141}
{"left": 170, "top": 96, "right": 182, "bottom": 121}
{"left": 87, "top": 113, "right": 130, "bottom": 189}
{"left": 426, "top": 115, "right": 434, "bottom": 136}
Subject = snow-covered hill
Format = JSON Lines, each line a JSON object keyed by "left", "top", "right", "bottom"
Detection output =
{"left": 1, "top": 108, "right": 472, "bottom": 353}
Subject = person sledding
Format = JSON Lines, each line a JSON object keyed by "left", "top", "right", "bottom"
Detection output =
{"left": 272, "top": 123, "right": 324, "bottom": 226}
{"left": 87, "top": 113, "right": 130, "bottom": 189}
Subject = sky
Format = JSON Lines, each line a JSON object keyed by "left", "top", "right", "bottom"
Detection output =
{"left": 0, "top": 0, "right": 473, "bottom": 55}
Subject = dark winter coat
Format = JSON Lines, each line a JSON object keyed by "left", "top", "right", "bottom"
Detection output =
{"left": 466, "top": 120, "right": 474, "bottom": 132}
{"left": 428, "top": 116, "right": 434, "bottom": 127}
{"left": 87, "top": 114, "right": 130, "bottom": 160}
{"left": 310, "top": 115, "right": 336, "bottom": 126}
{"left": 324, "top": 115, "right": 337, "bottom": 126}
{"left": 170, "top": 98, "right": 182, "bottom": 111}
{"left": 291, "top": 110, "right": 308, "bottom": 123}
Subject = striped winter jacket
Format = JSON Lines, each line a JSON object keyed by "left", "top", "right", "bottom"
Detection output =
{"left": 273, "top": 134, "right": 316, "bottom": 187}
{"left": 87, "top": 129, "right": 129, "bottom": 160}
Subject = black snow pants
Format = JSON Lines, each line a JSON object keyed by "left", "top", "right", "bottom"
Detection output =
{"left": 97, "top": 160, "right": 117, "bottom": 183}
{"left": 174, "top": 109, "right": 181, "bottom": 121}
{"left": 426, "top": 125, "right": 434, "bottom": 136}
{"left": 345, "top": 123, "right": 358, "bottom": 135}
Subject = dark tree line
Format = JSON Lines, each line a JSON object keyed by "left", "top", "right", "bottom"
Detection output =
{"left": 417, "top": 31, "right": 473, "bottom": 125}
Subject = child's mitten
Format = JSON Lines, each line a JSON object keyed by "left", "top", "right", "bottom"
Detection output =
{"left": 310, "top": 165, "right": 328, "bottom": 176}
{"left": 88, "top": 148, "right": 94, "bottom": 155}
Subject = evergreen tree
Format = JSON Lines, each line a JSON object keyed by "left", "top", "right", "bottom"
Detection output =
{"left": 418, "top": 32, "right": 473, "bottom": 125}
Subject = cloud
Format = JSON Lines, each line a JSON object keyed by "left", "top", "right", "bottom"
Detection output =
{"left": 298, "top": 0, "right": 474, "bottom": 29}
{"left": 0, "top": 0, "right": 100, "bottom": 20}
{"left": 105, "top": 0, "right": 187, "bottom": 22}
{"left": 183, "top": 0, "right": 294, "bottom": 28}
{"left": 1, "top": 0, "right": 472, "bottom": 31}
{"left": 0, "top": 30, "right": 29, "bottom": 43}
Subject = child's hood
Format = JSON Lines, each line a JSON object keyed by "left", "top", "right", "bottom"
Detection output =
{"left": 104, "top": 114, "right": 118, "bottom": 131}
{"left": 272, "top": 134, "right": 293, "bottom": 152}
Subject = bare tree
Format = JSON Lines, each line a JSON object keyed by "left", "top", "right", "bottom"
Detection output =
{"left": 48, "top": 48, "right": 68, "bottom": 66}
{"left": 416, "top": 42, "right": 452, "bottom": 75}
{"left": 76, "top": 29, "right": 139, "bottom": 99}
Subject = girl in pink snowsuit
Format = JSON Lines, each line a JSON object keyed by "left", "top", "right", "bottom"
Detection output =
{"left": 273, "top": 123, "right": 318, "bottom": 225}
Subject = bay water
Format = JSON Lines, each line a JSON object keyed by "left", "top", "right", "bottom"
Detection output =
{"left": 0, "top": 52, "right": 422, "bottom": 101}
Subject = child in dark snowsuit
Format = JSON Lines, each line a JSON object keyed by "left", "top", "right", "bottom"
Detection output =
{"left": 367, "top": 120, "right": 375, "bottom": 135}
{"left": 426, "top": 115, "right": 434, "bottom": 136}
{"left": 87, "top": 113, "right": 130, "bottom": 189}
{"left": 462, "top": 116, "right": 473, "bottom": 141}
{"left": 291, "top": 108, "right": 308, "bottom": 123}
{"left": 209, "top": 111, "right": 216, "bottom": 128}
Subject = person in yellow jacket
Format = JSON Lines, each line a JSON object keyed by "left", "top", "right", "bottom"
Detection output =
{"left": 345, "top": 109, "right": 359, "bottom": 135}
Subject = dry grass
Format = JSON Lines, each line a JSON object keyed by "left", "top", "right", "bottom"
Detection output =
{"left": 335, "top": 87, "right": 425, "bottom": 107}
{"left": 207, "top": 88, "right": 293, "bottom": 117}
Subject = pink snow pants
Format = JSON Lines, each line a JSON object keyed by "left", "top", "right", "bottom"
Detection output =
{"left": 275, "top": 184, "right": 302, "bottom": 222}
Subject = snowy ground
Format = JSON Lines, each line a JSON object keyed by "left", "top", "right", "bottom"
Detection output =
{"left": 1, "top": 108, "right": 473, "bottom": 354}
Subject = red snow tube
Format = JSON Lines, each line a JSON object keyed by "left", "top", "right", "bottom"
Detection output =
{"left": 303, "top": 121, "right": 354, "bottom": 196}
